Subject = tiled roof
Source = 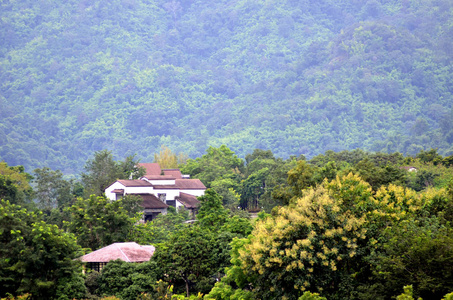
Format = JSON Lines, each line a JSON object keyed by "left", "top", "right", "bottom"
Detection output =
{"left": 138, "top": 193, "right": 169, "bottom": 209}
{"left": 152, "top": 179, "right": 206, "bottom": 190}
{"left": 143, "top": 175, "right": 176, "bottom": 180}
{"left": 79, "top": 242, "right": 155, "bottom": 263}
{"left": 163, "top": 169, "right": 183, "bottom": 179}
{"left": 176, "top": 192, "right": 200, "bottom": 209}
{"left": 175, "top": 179, "right": 206, "bottom": 189}
{"left": 137, "top": 163, "right": 162, "bottom": 176}
{"left": 117, "top": 179, "right": 152, "bottom": 187}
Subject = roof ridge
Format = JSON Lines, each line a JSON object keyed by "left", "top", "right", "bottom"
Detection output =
{"left": 115, "top": 243, "right": 131, "bottom": 262}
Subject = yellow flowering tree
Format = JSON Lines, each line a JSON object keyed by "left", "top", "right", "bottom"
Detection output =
{"left": 237, "top": 174, "right": 377, "bottom": 299}
{"left": 206, "top": 171, "right": 453, "bottom": 300}
{"left": 231, "top": 173, "right": 443, "bottom": 299}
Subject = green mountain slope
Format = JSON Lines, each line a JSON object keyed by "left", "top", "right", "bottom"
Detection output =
{"left": 1, "top": 0, "right": 452, "bottom": 174}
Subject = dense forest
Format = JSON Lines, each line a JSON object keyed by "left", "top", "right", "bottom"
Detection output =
{"left": 2, "top": 146, "right": 453, "bottom": 299}
{"left": 1, "top": 0, "right": 453, "bottom": 174}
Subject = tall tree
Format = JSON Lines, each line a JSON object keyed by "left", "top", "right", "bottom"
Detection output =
{"left": 153, "top": 226, "right": 217, "bottom": 297}
{"left": 0, "top": 200, "right": 86, "bottom": 299}
{"left": 180, "top": 145, "right": 244, "bottom": 188}
{"left": 33, "top": 167, "right": 74, "bottom": 210}
{"left": 64, "top": 195, "right": 140, "bottom": 250}
{"left": 196, "top": 189, "right": 229, "bottom": 229}
{"left": 153, "top": 145, "right": 188, "bottom": 169}
{"left": 81, "top": 150, "right": 142, "bottom": 197}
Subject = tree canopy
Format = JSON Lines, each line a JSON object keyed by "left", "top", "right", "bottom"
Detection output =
{"left": 2, "top": 0, "right": 453, "bottom": 174}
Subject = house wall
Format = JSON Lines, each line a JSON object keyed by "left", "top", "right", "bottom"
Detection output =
{"left": 125, "top": 186, "right": 154, "bottom": 195}
{"left": 105, "top": 182, "right": 156, "bottom": 200}
{"left": 146, "top": 179, "right": 176, "bottom": 185}
{"left": 175, "top": 199, "right": 185, "bottom": 210}
{"left": 152, "top": 189, "right": 180, "bottom": 200}
{"left": 144, "top": 208, "right": 168, "bottom": 215}
{"left": 143, "top": 208, "right": 168, "bottom": 222}
{"left": 105, "top": 182, "right": 125, "bottom": 200}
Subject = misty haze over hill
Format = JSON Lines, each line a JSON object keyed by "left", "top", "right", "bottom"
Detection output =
{"left": 1, "top": 0, "right": 452, "bottom": 174}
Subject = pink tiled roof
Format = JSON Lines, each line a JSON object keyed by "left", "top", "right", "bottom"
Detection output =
{"left": 176, "top": 192, "right": 200, "bottom": 209}
{"left": 117, "top": 180, "right": 152, "bottom": 187}
{"left": 79, "top": 242, "right": 155, "bottom": 263}
{"left": 163, "top": 169, "right": 183, "bottom": 179}
{"left": 137, "top": 163, "right": 162, "bottom": 176}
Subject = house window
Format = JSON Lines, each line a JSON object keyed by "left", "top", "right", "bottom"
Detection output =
{"left": 87, "top": 262, "right": 108, "bottom": 272}
{"left": 166, "top": 200, "right": 176, "bottom": 207}
{"left": 158, "top": 193, "right": 166, "bottom": 201}
{"left": 144, "top": 212, "right": 161, "bottom": 222}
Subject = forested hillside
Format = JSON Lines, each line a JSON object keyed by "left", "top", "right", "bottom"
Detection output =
{"left": 1, "top": 0, "right": 452, "bottom": 174}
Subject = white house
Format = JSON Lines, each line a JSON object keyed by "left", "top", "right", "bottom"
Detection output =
{"left": 105, "top": 163, "right": 206, "bottom": 221}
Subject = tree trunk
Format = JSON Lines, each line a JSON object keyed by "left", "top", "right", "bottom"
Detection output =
{"left": 185, "top": 279, "right": 190, "bottom": 297}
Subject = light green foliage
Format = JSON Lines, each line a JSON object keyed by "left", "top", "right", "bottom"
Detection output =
{"left": 150, "top": 195, "right": 251, "bottom": 297}
{"left": 153, "top": 226, "right": 218, "bottom": 297}
{"left": 353, "top": 158, "right": 406, "bottom": 190}
{"left": 298, "top": 291, "right": 327, "bottom": 300}
{"left": 404, "top": 158, "right": 453, "bottom": 191}
{"left": 210, "top": 178, "right": 241, "bottom": 209}
{"left": 203, "top": 237, "right": 254, "bottom": 300}
{"left": 204, "top": 281, "right": 252, "bottom": 300}
{"left": 0, "top": 200, "right": 86, "bottom": 299}
{"left": 196, "top": 189, "right": 229, "bottom": 229}
{"left": 286, "top": 160, "right": 318, "bottom": 199}
{"left": 220, "top": 215, "right": 253, "bottom": 237}
{"left": 0, "top": 162, "right": 33, "bottom": 206}
{"left": 97, "top": 260, "right": 162, "bottom": 300}
{"left": 180, "top": 145, "right": 244, "bottom": 188}
{"left": 131, "top": 206, "right": 190, "bottom": 244}
{"left": 241, "top": 149, "right": 297, "bottom": 211}
{"left": 0, "top": 294, "right": 31, "bottom": 300}
{"left": 395, "top": 285, "right": 420, "bottom": 300}
{"left": 64, "top": 195, "right": 140, "bottom": 250}
{"left": 180, "top": 146, "right": 244, "bottom": 212}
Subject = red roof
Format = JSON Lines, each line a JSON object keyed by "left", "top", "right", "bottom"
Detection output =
{"left": 138, "top": 193, "right": 169, "bottom": 209}
{"left": 138, "top": 163, "right": 162, "bottom": 176}
{"left": 79, "top": 242, "right": 155, "bottom": 263}
{"left": 111, "top": 189, "right": 124, "bottom": 194}
{"left": 163, "top": 169, "right": 183, "bottom": 179}
{"left": 143, "top": 175, "right": 176, "bottom": 180}
{"left": 176, "top": 192, "right": 200, "bottom": 209}
{"left": 117, "top": 180, "right": 152, "bottom": 187}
